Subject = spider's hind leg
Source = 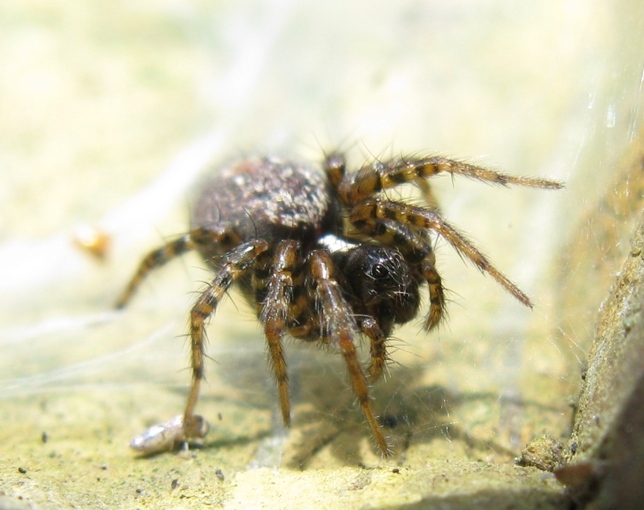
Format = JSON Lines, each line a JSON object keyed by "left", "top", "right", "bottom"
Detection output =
{"left": 184, "top": 240, "right": 270, "bottom": 436}
{"left": 115, "top": 234, "right": 196, "bottom": 308}
{"left": 115, "top": 226, "right": 236, "bottom": 308}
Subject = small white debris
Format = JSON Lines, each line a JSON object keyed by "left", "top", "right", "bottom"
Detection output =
{"left": 130, "top": 414, "right": 209, "bottom": 454}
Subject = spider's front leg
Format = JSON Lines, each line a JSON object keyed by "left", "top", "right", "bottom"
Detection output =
{"left": 336, "top": 155, "right": 563, "bottom": 206}
{"left": 256, "top": 240, "right": 307, "bottom": 428}
{"left": 351, "top": 198, "right": 533, "bottom": 308}
{"left": 308, "top": 249, "right": 390, "bottom": 455}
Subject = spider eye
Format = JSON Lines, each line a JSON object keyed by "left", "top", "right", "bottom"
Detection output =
{"left": 363, "top": 249, "right": 400, "bottom": 288}
{"left": 370, "top": 262, "right": 389, "bottom": 280}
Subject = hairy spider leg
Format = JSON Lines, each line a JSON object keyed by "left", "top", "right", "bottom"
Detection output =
{"left": 114, "top": 227, "right": 238, "bottom": 308}
{"left": 338, "top": 155, "right": 563, "bottom": 205}
{"left": 255, "top": 240, "right": 306, "bottom": 427}
{"left": 307, "top": 250, "right": 390, "bottom": 455}
{"left": 353, "top": 198, "right": 533, "bottom": 308}
{"left": 184, "top": 240, "right": 270, "bottom": 437}
{"left": 355, "top": 316, "right": 389, "bottom": 381}
{"left": 115, "top": 235, "right": 196, "bottom": 308}
{"left": 322, "top": 152, "right": 346, "bottom": 188}
{"left": 414, "top": 177, "right": 441, "bottom": 212}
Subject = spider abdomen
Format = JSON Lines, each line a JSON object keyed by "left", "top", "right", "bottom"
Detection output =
{"left": 191, "top": 157, "right": 341, "bottom": 259}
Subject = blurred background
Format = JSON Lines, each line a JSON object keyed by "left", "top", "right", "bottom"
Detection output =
{"left": 1, "top": 0, "right": 642, "bottom": 508}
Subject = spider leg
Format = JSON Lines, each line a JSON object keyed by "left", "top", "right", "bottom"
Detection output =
{"left": 308, "top": 250, "right": 390, "bottom": 455}
{"left": 414, "top": 177, "right": 441, "bottom": 212}
{"left": 183, "top": 240, "right": 270, "bottom": 437}
{"left": 338, "top": 155, "right": 563, "bottom": 205}
{"left": 115, "top": 226, "right": 237, "bottom": 308}
{"left": 322, "top": 152, "right": 347, "bottom": 188}
{"left": 356, "top": 316, "right": 389, "bottom": 381}
{"left": 327, "top": 241, "right": 398, "bottom": 379}
{"left": 351, "top": 198, "right": 533, "bottom": 308}
{"left": 256, "top": 240, "right": 305, "bottom": 427}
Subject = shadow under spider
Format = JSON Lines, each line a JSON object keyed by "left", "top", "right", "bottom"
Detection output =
{"left": 162, "top": 340, "right": 563, "bottom": 469}
{"left": 279, "top": 358, "right": 565, "bottom": 469}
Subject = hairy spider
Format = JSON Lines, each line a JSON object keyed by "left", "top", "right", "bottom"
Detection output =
{"left": 116, "top": 152, "right": 562, "bottom": 455}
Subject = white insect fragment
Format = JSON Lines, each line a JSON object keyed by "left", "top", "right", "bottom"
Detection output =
{"left": 130, "top": 414, "right": 210, "bottom": 454}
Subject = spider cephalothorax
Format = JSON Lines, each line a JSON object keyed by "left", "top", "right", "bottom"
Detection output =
{"left": 117, "top": 152, "right": 561, "bottom": 455}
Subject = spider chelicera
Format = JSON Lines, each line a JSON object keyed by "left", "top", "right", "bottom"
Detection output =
{"left": 117, "top": 152, "right": 562, "bottom": 455}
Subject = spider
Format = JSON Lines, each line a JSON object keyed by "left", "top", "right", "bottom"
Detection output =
{"left": 116, "top": 152, "right": 562, "bottom": 455}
